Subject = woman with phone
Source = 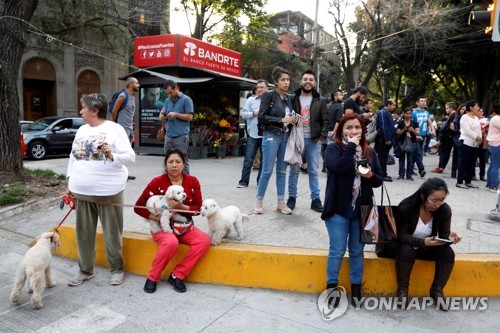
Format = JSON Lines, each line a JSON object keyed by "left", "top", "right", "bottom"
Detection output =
{"left": 396, "top": 108, "right": 420, "bottom": 180}
{"left": 378, "top": 178, "right": 462, "bottom": 310}
{"left": 322, "top": 113, "right": 383, "bottom": 308}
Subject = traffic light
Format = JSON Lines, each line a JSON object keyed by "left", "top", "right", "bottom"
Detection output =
{"left": 469, "top": 0, "right": 498, "bottom": 35}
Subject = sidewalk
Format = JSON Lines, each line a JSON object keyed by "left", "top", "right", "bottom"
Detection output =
{"left": 1, "top": 154, "right": 500, "bottom": 331}
{"left": 14, "top": 153, "right": 500, "bottom": 253}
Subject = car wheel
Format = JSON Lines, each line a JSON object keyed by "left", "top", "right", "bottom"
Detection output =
{"left": 28, "top": 141, "right": 47, "bottom": 160}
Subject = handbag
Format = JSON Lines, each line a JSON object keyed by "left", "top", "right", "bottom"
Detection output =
{"left": 360, "top": 185, "right": 398, "bottom": 244}
{"left": 402, "top": 133, "right": 413, "bottom": 153}
{"left": 157, "top": 127, "right": 165, "bottom": 142}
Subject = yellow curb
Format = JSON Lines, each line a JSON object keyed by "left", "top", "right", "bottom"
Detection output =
{"left": 55, "top": 225, "right": 500, "bottom": 296}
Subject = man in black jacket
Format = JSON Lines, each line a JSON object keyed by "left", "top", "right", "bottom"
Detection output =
{"left": 287, "top": 70, "right": 329, "bottom": 212}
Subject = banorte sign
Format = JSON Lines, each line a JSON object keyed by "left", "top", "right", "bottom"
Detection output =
{"left": 134, "top": 34, "right": 241, "bottom": 76}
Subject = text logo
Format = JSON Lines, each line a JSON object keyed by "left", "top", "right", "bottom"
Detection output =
{"left": 184, "top": 42, "right": 197, "bottom": 56}
{"left": 317, "top": 286, "right": 348, "bottom": 321}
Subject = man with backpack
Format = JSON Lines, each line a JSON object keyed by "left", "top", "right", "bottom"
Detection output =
{"left": 110, "top": 76, "right": 140, "bottom": 179}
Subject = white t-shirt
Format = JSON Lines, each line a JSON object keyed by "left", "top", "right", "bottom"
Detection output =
{"left": 412, "top": 217, "right": 433, "bottom": 239}
{"left": 67, "top": 121, "right": 136, "bottom": 196}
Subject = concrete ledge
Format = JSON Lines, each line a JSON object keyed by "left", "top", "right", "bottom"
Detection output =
{"left": 54, "top": 225, "right": 500, "bottom": 296}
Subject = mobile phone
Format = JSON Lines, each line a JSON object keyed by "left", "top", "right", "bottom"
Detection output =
{"left": 356, "top": 159, "right": 368, "bottom": 167}
{"left": 434, "top": 237, "right": 453, "bottom": 243}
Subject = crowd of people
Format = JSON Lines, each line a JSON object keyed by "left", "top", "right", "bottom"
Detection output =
{"left": 63, "top": 70, "right": 500, "bottom": 312}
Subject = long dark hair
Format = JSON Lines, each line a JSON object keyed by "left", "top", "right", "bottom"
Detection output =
{"left": 334, "top": 113, "right": 371, "bottom": 160}
{"left": 400, "top": 177, "right": 449, "bottom": 208}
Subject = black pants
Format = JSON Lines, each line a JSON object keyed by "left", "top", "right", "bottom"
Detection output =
{"left": 377, "top": 242, "right": 455, "bottom": 265}
{"left": 438, "top": 139, "right": 454, "bottom": 169}
{"left": 458, "top": 143, "right": 479, "bottom": 184}
{"left": 375, "top": 138, "right": 392, "bottom": 177}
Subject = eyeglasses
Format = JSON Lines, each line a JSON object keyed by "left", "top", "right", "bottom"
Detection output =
{"left": 427, "top": 198, "right": 445, "bottom": 205}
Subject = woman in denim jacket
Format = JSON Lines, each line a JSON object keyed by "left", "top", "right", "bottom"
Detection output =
{"left": 254, "top": 67, "right": 298, "bottom": 215}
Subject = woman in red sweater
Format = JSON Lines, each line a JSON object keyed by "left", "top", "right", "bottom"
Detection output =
{"left": 134, "top": 149, "right": 210, "bottom": 293}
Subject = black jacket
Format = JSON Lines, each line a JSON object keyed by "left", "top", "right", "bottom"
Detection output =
{"left": 397, "top": 196, "right": 452, "bottom": 249}
{"left": 321, "top": 142, "right": 383, "bottom": 220}
{"left": 291, "top": 88, "right": 329, "bottom": 141}
{"left": 258, "top": 90, "right": 294, "bottom": 136}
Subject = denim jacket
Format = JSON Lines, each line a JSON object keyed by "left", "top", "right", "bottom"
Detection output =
{"left": 258, "top": 90, "right": 294, "bottom": 136}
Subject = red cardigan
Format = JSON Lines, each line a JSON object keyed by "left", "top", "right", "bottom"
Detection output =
{"left": 134, "top": 173, "right": 202, "bottom": 220}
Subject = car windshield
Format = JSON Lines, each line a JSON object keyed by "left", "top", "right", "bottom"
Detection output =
{"left": 26, "top": 118, "right": 57, "bottom": 131}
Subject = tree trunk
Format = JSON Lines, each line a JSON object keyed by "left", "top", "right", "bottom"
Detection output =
{"left": 0, "top": 0, "right": 38, "bottom": 174}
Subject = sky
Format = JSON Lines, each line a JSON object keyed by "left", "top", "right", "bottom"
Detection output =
{"left": 169, "top": 0, "right": 352, "bottom": 37}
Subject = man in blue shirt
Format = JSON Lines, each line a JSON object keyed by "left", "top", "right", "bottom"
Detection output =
{"left": 411, "top": 97, "right": 435, "bottom": 177}
{"left": 159, "top": 80, "right": 194, "bottom": 174}
{"left": 375, "top": 99, "right": 396, "bottom": 182}
{"left": 237, "top": 80, "right": 268, "bottom": 188}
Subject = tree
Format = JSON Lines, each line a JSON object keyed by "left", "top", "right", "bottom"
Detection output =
{"left": 0, "top": 0, "right": 38, "bottom": 175}
{"left": 178, "top": 0, "right": 266, "bottom": 41}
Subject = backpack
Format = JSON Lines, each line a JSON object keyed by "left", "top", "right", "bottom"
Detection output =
{"left": 366, "top": 119, "right": 377, "bottom": 144}
{"left": 108, "top": 90, "right": 128, "bottom": 116}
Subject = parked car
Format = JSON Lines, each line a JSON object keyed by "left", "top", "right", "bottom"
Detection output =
{"left": 22, "top": 116, "right": 86, "bottom": 160}
{"left": 20, "top": 120, "right": 33, "bottom": 131}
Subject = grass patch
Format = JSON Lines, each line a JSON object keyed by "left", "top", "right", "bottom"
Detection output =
{"left": 26, "top": 168, "right": 66, "bottom": 180}
{"left": 0, "top": 183, "right": 41, "bottom": 207}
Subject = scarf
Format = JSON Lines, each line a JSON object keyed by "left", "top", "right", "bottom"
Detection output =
{"left": 342, "top": 138, "right": 363, "bottom": 211}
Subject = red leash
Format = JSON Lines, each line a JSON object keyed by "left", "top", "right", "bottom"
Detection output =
{"left": 51, "top": 195, "right": 76, "bottom": 237}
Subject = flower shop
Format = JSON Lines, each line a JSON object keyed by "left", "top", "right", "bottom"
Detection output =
{"left": 126, "top": 34, "right": 258, "bottom": 158}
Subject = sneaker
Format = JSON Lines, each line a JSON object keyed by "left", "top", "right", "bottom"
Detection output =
{"left": 286, "top": 197, "right": 296, "bottom": 210}
{"left": 110, "top": 272, "right": 124, "bottom": 286}
{"left": 397, "top": 176, "right": 404, "bottom": 180}
{"left": 127, "top": 175, "right": 136, "bottom": 180}
{"left": 465, "top": 183, "right": 478, "bottom": 188}
{"left": 168, "top": 274, "right": 186, "bottom": 293}
{"left": 68, "top": 271, "right": 95, "bottom": 286}
{"left": 419, "top": 170, "right": 426, "bottom": 178}
{"left": 383, "top": 176, "right": 393, "bottom": 182}
{"left": 407, "top": 177, "right": 414, "bottom": 181}
{"left": 254, "top": 200, "right": 263, "bottom": 214}
{"left": 431, "top": 167, "right": 443, "bottom": 173}
{"left": 277, "top": 200, "right": 292, "bottom": 215}
{"left": 311, "top": 198, "right": 323, "bottom": 212}
{"left": 456, "top": 183, "right": 469, "bottom": 189}
{"left": 489, "top": 187, "right": 498, "bottom": 193}
{"left": 143, "top": 278, "right": 157, "bottom": 293}
{"left": 237, "top": 182, "right": 248, "bottom": 188}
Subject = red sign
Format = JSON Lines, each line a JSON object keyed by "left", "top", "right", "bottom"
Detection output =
{"left": 134, "top": 34, "right": 241, "bottom": 76}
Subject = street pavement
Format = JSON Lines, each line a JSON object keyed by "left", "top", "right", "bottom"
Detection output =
{"left": 0, "top": 152, "right": 499, "bottom": 332}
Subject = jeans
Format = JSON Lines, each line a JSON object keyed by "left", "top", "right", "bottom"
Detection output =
{"left": 375, "top": 138, "right": 391, "bottom": 177}
{"left": 256, "top": 131, "right": 289, "bottom": 200}
{"left": 164, "top": 134, "right": 190, "bottom": 174}
{"left": 238, "top": 136, "right": 262, "bottom": 185}
{"left": 398, "top": 151, "right": 414, "bottom": 178}
{"left": 288, "top": 138, "right": 322, "bottom": 200}
{"left": 487, "top": 144, "right": 500, "bottom": 188}
{"left": 324, "top": 214, "right": 365, "bottom": 284}
{"left": 412, "top": 140, "right": 425, "bottom": 173}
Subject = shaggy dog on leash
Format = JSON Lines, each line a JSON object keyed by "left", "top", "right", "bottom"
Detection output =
{"left": 9, "top": 232, "right": 61, "bottom": 309}
{"left": 200, "top": 199, "right": 247, "bottom": 245}
{"left": 145, "top": 185, "right": 187, "bottom": 233}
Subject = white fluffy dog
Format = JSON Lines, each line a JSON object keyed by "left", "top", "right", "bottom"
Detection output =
{"left": 200, "top": 198, "right": 247, "bottom": 245}
{"left": 145, "top": 185, "right": 187, "bottom": 233}
{"left": 10, "top": 232, "right": 60, "bottom": 309}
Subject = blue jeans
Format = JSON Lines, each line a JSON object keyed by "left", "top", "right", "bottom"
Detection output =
{"left": 256, "top": 131, "right": 289, "bottom": 200}
{"left": 238, "top": 136, "right": 262, "bottom": 185}
{"left": 398, "top": 151, "right": 414, "bottom": 178}
{"left": 412, "top": 140, "right": 425, "bottom": 173}
{"left": 288, "top": 138, "right": 322, "bottom": 200}
{"left": 324, "top": 214, "right": 365, "bottom": 284}
{"left": 487, "top": 144, "right": 500, "bottom": 188}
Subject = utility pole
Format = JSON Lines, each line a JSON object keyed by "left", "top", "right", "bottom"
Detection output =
{"left": 313, "top": 0, "right": 320, "bottom": 93}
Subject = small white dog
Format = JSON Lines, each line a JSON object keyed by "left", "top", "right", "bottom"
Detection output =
{"left": 145, "top": 185, "right": 187, "bottom": 233}
{"left": 10, "top": 232, "right": 60, "bottom": 309}
{"left": 200, "top": 198, "right": 247, "bottom": 245}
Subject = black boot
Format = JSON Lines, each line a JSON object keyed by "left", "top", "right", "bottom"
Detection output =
{"left": 396, "top": 260, "right": 414, "bottom": 309}
{"left": 351, "top": 283, "right": 362, "bottom": 308}
{"left": 430, "top": 262, "right": 454, "bottom": 311}
{"left": 326, "top": 283, "right": 338, "bottom": 309}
